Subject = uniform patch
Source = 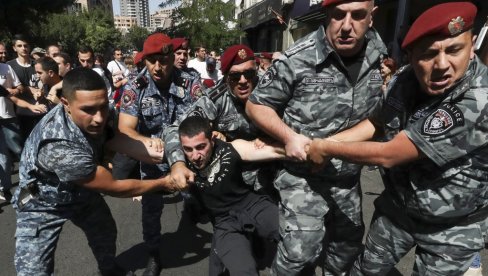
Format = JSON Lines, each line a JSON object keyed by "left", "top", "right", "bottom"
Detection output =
{"left": 188, "top": 106, "right": 206, "bottom": 118}
{"left": 259, "top": 70, "right": 274, "bottom": 88}
{"left": 422, "top": 103, "right": 464, "bottom": 136}
{"left": 121, "top": 90, "right": 136, "bottom": 108}
{"left": 191, "top": 84, "right": 203, "bottom": 100}
{"left": 370, "top": 73, "right": 383, "bottom": 82}
{"left": 304, "top": 77, "right": 334, "bottom": 84}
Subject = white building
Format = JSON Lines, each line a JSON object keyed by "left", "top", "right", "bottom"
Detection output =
{"left": 114, "top": 16, "right": 137, "bottom": 34}
{"left": 148, "top": 9, "right": 173, "bottom": 32}
{"left": 120, "top": 0, "right": 150, "bottom": 28}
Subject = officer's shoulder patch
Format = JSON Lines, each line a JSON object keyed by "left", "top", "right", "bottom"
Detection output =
{"left": 207, "top": 83, "right": 227, "bottom": 102}
{"left": 121, "top": 90, "right": 137, "bottom": 108}
{"left": 191, "top": 83, "right": 203, "bottom": 100}
{"left": 285, "top": 39, "right": 315, "bottom": 57}
{"left": 132, "top": 76, "right": 148, "bottom": 90}
{"left": 422, "top": 103, "right": 465, "bottom": 136}
{"left": 258, "top": 68, "right": 275, "bottom": 88}
{"left": 187, "top": 105, "right": 206, "bottom": 118}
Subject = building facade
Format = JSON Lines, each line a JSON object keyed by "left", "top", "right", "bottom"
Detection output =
{"left": 70, "top": 0, "right": 114, "bottom": 16}
{"left": 120, "top": 0, "right": 150, "bottom": 28}
{"left": 114, "top": 16, "right": 137, "bottom": 34}
{"left": 148, "top": 9, "right": 173, "bottom": 32}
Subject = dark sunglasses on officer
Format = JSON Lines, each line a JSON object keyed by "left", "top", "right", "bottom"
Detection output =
{"left": 227, "top": 69, "right": 257, "bottom": 83}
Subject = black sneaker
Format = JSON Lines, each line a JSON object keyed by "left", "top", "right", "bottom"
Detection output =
{"left": 142, "top": 253, "right": 162, "bottom": 276}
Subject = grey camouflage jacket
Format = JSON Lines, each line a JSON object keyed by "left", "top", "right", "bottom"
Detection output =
{"left": 249, "top": 26, "right": 387, "bottom": 177}
{"left": 373, "top": 56, "right": 488, "bottom": 224}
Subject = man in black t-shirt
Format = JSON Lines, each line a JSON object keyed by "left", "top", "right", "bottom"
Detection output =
{"left": 178, "top": 116, "right": 285, "bottom": 276}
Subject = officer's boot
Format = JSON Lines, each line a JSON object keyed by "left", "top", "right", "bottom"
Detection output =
{"left": 143, "top": 250, "right": 162, "bottom": 276}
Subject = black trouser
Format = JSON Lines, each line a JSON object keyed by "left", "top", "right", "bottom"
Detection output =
{"left": 209, "top": 195, "right": 279, "bottom": 276}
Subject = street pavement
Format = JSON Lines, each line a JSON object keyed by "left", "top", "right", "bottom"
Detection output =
{"left": 0, "top": 166, "right": 486, "bottom": 275}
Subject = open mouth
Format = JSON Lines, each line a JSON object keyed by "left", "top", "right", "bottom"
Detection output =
{"left": 430, "top": 75, "right": 450, "bottom": 89}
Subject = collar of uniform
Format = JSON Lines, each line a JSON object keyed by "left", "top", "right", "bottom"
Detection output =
{"left": 169, "top": 69, "right": 186, "bottom": 99}
{"left": 315, "top": 25, "right": 329, "bottom": 65}
{"left": 446, "top": 57, "right": 479, "bottom": 101}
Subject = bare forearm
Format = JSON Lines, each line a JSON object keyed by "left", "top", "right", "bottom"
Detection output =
{"left": 103, "top": 177, "right": 172, "bottom": 197}
{"left": 329, "top": 119, "right": 376, "bottom": 142}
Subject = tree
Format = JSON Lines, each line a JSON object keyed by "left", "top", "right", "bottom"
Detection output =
{"left": 0, "top": 0, "right": 75, "bottom": 44}
{"left": 161, "top": 0, "right": 244, "bottom": 52}
{"left": 37, "top": 8, "right": 122, "bottom": 57}
{"left": 124, "top": 25, "right": 150, "bottom": 51}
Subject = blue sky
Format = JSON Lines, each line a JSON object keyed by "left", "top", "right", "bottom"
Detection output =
{"left": 112, "top": 0, "right": 164, "bottom": 15}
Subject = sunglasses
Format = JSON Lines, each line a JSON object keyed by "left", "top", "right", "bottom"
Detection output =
{"left": 145, "top": 54, "right": 171, "bottom": 64}
{"left": 227, "top": 69, "right": 256, "bottom": 82}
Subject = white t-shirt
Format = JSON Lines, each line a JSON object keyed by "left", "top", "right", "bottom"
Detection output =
{"left": 107, "top": 60, "right": 129, "bottom": 78}
{"left": 0, "top": 63, "right": 21, "bottom": 119}
{"left": 188, "top": 58, "right": 208, "bottom": 78}
{"left": 92, "top": 67, "right": 114, "bottom": 102}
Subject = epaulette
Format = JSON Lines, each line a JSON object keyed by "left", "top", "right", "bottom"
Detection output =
{"left": 174, "top": 75, "right": 191, "bottom": 89}
{"left": 207, "top": 82, "right": 227, "bottom": 102}
{"left": 285, "top": 38, "right": 315, "bottom": 57}
{"left": 132, "top": 75, "right": 148, "bottom": 90}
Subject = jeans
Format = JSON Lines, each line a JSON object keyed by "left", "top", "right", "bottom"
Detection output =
{"left": 0, "top": 118, "right": 23, "bottom": 191}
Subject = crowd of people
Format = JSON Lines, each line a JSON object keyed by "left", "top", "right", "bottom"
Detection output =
{"left": 1, "top": 0, "right": 488, "bottom": 275}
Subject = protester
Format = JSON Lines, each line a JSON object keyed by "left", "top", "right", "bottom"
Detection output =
{"left": 178, "top": 116, "right": 284, "bottom": 275}
{"left": 7, "top": 34, "right": 46, "bottom": 142}
{"left": 246, "top": 0, "right": 387, "bottom": 274}
{"left": 307, "top": 2, "right": 487, "bottom": 275}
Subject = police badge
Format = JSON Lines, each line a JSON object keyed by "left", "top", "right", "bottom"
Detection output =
{"left": 448, "top": 16, "right": 465, "bottom": 36}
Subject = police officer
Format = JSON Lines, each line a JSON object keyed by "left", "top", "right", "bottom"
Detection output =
{"left": 12, "top": 67, "right": 177, "bottom": 276}
{"left": 308, "top": 2, "right": 487, "bottom": 275}
{"left": 246, "top": 0, "right": 387, "bottom": 274}
{"left": 164, "top": 44, "right": 274, "bottom": 195}
{"left": 171, "top": 37, "right": 200, "bottom": 80}
{"left": 118, "top": 33, "right": 201, "bottom": 276}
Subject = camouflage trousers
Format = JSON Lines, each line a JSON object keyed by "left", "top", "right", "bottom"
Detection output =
{"left": 271, "top": 169, "right": 364, "bottom": 276}
{"left": 350, "top": 212, "right": 488, "bottom": 275}
{"left": 14, "top": 194, "right": 117, "bottom": 275}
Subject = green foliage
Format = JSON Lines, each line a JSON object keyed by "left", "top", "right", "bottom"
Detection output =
{"left": 163, "top": 0, "right": 244, "bottom": 52}
{"left": 0, "top": 0, "right": 76, "bottom": 44}
{"left": 123, "top": 25, "right": 150, "bottom": 52}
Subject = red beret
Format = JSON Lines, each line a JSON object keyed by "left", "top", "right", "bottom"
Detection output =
{"left": 202, "top": 79, "right": 215, "bottom": 89}
{"left": 134, "top": 52, "right": 144, "bottom": 65}
{"left": 220, "top": 44, "right": 255, "bottom": 74}
{"left": 142, "top": 33, "right": 172, "bottom": 58}
{"left": 171, "top": 38, "right": 189, "bottom": 52}
{"left": 322, "top": 0, "right": 371, "bottom": 7}
{"left": 261, "top": 52, "right": 272, "bottom": 60}
{"left": 401, "top": 2, "right": 477, "bottom": 50}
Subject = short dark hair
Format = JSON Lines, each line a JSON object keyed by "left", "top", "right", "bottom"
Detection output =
{"left": 78, "top": 45, "right": 94, "bottom": 55}
{"left": 62, "top": 67, "right": 106, "bottom": 101}
{"left": 53, "top": 52, "right": 72, "bottom": 65}
{"left": 35, "top": 57, "right": 59, "bottom": 74}
{"left": 12, "top": 34, "right": 29, "bottom": 45}
{"left": 113, "top": 48, "right": 122, "bottom": 54}
{"left": 178, "top": 116, "right": 212, "bottom": 140}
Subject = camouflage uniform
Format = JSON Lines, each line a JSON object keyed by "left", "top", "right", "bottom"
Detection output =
{"left": 12, "top": 104, "right": 118, "bottom": 275}
{"left": 164, "top": 80, "right": 274, "bottom": 192}
{"left": 119, "top": 67, "right": 200, "bottom": 252}
{"left": 350, "top": 56, "right": 488, "bottom": 275}
{"left": 248, "top": 26, "right": 387, "bottom": 275}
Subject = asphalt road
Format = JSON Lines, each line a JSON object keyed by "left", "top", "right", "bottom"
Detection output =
{"left": 0, "top": 167, "right": 486, "bottom": 275}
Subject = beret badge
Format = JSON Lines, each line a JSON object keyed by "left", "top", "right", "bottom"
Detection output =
{"left": 238, "top": 49, "right": 247, "bottom": 60}
{"left": 448, "top": 16, "right": 465, "bottom": 36}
